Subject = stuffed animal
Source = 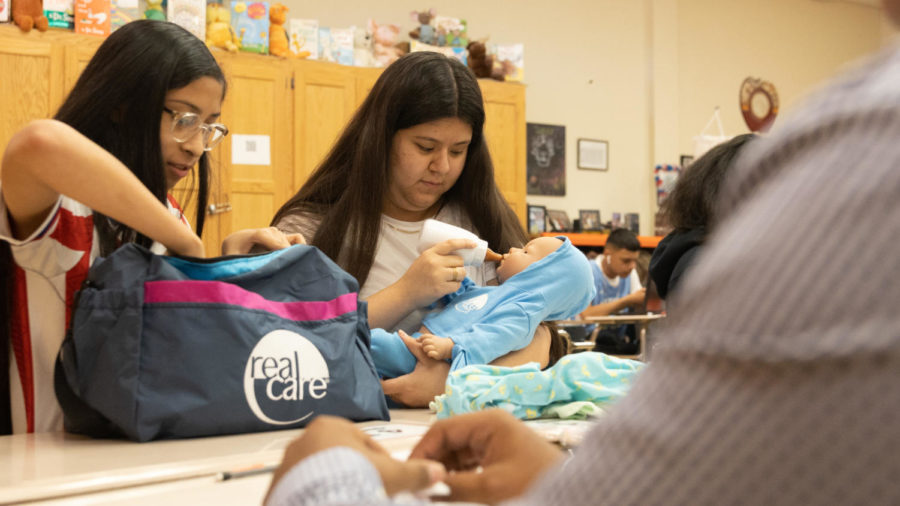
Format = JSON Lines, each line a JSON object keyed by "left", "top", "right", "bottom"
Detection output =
{"left": 206, "top": 3, "right": 240, "bottom": 52}
{"left": 268, "top": 3, "right": 289, "bottom": 57}
{"left": 368, "top": 19, "right": 405, "bottom": 67}
{"left": 353, "top": 25, "right": 377, "bottom": 67}
{"left": 466, "top": 41, "right": 506, "bottom": 81}
{"left": 143, "top": 0, "right": 165, "bottom": 20}
{"left": 445, "top": 19, "right": 468, "bottom": 47}
{"left": 12, "top": 0, "right": 49, "bottom": 32}
{"left": 408, "top": 8, "right": 435, "bottom": 45}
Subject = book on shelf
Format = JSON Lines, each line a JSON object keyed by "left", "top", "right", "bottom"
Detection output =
{"left": 625, "top": 213, "right": 640, "bottom": 234}
{"left": 492, "top": 43, "right": 524, "bottom": 82}
{"left": 45, "top": 0, "right": 74, "bottom": 28}
{"left": 410, "top": 39, "right": 466, "bottom": 65}
{"left": 231, "top": 0, "right": 269, "bottom": 54}
{"left": 330, "top": 27, "right": 354, "bottom": 66}
{"left": 74, "top": 0, "right": 111, "bottom": 37}
{"left": 110, "top": 0, "right": 139, "bottom": 32}
{"left": 318, "top": 26, "right": 334, "bottom": 62}
{"left": 288, "top": 18, "right": 318, "bottom": 58}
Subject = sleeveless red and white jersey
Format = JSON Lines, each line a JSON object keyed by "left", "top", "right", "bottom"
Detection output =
{"left": 1, "top": 191, "right": 188, "bottom": 433}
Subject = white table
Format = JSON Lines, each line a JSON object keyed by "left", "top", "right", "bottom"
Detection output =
{"left": 0, "top": 410, "right": 435, "bottom": 505}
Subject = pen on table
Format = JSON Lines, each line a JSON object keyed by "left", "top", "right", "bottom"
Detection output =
{"left": 216, "top": 464, "right": 278, "bottom": 481}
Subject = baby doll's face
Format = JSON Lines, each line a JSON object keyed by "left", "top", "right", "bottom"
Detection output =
{"left": 496, "top": 237, "right": 563, "bottom": 283}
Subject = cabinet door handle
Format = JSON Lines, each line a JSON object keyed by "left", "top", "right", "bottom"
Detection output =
{"left": 207, "top": 203, "right": 233, "bottom": 215}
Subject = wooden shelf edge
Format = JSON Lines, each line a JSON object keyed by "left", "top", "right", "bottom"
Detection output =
{"left": 541, "top": 232, "right": 662, "bottom": 249}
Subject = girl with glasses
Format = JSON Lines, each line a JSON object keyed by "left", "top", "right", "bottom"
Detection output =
{"left": 0, "top": 20, "right": 299, "bottom": 434}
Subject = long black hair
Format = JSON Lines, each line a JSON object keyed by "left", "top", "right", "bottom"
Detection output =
{"left": 0, "top": 20, "right": 225, "bottom": 433}
{"left": 55, "top": 20, "right": 226, "bottom": 251}
{"left": 271, "top": 51, "right": 526, "bottom": 284}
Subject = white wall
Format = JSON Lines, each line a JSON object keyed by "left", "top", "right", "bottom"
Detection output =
{"left": 279, "top": 0, "right": 890, "bottom": 234}
{"left": 674, "top": 0, "right": 887, "bottom": 160}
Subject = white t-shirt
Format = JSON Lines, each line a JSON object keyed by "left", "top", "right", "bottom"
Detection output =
{"left": 594, "top": 255, "right": 643, "bottom": 294}
{"left": 361, "top": 205, "right": 496, "bottom": 333}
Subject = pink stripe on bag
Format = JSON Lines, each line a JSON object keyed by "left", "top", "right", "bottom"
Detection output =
{"left": 144, "top": 281, "right": 357, "bottom": 321}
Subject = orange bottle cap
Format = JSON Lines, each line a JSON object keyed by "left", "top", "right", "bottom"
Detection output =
{"left": 483, "top": 249, "right": 503, "bottom": 262}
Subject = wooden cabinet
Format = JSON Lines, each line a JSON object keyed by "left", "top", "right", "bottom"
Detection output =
{"left": 290, "top": 59, "right": 357, "bottom": 189}
{"left": 203, "top": 52, "right": 294, "bottom": 253}
{"left": 62, "top": 43, "right": 101, "bottom": 97}
{"left": 0, "top": 28, "right": 102, "bottom": 160}
{"left": 0, "top": 38, "right": 60, "bottom": 156}
{"left": 479, "top": 79, "right": 527, "bottom": 229}
{"left": 0, "top": 25, "right": 527, "bottom": 247}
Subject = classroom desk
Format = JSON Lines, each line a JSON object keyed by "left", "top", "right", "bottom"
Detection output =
{"left": 0, "top": 409, "right": 434, "bottom": 506}
{"left": 556, "top": 314, "right": 666, "bottom": 361}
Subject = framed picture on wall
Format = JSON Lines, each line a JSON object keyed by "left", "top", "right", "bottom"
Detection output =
{"left": 526, "top": 123, "right": 566, "bottom": 196}
{"left": 527, "top": 205, "right": 547, "bottom": 235}
{"left": 579, "top": 209, "right": 601, "bottom": 231}
{"left": 680, "top": 154, "right": 694, "bottom": 168}
{"left": 546, "top": 209, "right": 572, "bottom": 232}
{"left": 577, "top": 138, "right": 608, "bottom": 170}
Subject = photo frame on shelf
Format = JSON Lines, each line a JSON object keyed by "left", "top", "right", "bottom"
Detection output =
{"left": 546, "top": 209, "right": 571, "bottom": 232}
{"left": 625, "top": 212, "right": 640, "bottom": 234}
{"left": 611, "top": 212, "right": 622, "bottom": 229}
{"left": 577, "top": 138, "right": 608, "bottom": 171}
{"left": 527, "top": 205, "right": 547, "bottom": 235}
{"left": 579, "top": 209, "right": 601, "bottom": 231}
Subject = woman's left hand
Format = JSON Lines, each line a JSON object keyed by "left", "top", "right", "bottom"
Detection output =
{"left": 221, "top": 227, "right": 305, "bottom": 255}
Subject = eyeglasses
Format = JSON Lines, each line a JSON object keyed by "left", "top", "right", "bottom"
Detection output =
{"left": 163, "top": 107, "right": 229, "bottom": 151}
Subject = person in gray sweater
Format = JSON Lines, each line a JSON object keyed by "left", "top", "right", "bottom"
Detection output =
{"left": 264, "top": 2, "right": 900, "bottom": 503}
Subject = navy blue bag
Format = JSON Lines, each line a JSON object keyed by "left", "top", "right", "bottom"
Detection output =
{"left": 55, "top": 243, "right": 389, "bottom": 441}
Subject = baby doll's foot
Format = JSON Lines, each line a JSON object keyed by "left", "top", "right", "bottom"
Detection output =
{"left": 420, "top": 334, "right": 454, "bottom": 361}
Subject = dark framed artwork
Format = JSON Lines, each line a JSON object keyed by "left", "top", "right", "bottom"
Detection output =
{"left": 526, "top": 123, "right": 566, "bottom": 196}
{"left": 527, "top": 204, "right": 547, "bottom": 235}
{"left": 579, "top": 209, "right": 601, "bottom": 231}
{"left": 680, "top": 154, "right": 694, "bottom": 168}
{"left": 546, "top": 209, "right": 571, "bottom": 232}
{"left": 577, "top": 138, "right": 608, "bottom": 170}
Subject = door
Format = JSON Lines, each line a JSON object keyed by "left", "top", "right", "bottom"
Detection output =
{"left": 480, "top": 80, "right": 527, "bottom": 227}
{"left": 198, "top": 53, "right": 293, "bottom": 254}
{"left": 291, "top": 59, "right": 357, "bottom": 190}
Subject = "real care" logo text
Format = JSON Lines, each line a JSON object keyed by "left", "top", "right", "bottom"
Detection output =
{"left": 243, "top": 330, "right": 330, "bottom": 425}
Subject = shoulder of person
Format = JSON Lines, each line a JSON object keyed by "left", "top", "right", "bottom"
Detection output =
{"left": 435, "top": 202, "right": 475, "bottom": 231}
{"left": 275, "top": 211, "right": 320, "bottom": 240}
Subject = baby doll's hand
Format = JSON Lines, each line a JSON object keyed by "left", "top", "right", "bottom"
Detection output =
{"left": 419, "top": 333, "right": 455, "bottom": 361}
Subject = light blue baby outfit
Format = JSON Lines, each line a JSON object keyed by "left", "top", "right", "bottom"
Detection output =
{"left": 431, "top": 352, "right": 644, "bottom": 420}
{"left": 370, "top": 237, "right": 596, "bottom": 378}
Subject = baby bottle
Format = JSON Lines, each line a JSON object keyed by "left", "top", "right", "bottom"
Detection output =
{"left": 417, "top": 219, "right": 503, "bottom": 266}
